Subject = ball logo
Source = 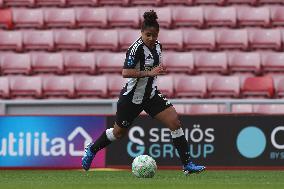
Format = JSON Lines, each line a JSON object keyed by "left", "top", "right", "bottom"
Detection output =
{"left": 236, "top": 126, "right": 266, "bottom": 158}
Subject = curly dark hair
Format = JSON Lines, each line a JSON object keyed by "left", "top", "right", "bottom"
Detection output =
{"left": 141, "top": 10, "right": 159, "bottom": 31}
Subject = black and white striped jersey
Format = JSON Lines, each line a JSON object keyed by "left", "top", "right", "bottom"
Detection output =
{"left": 121, "top": 37, "right": 162, "bottom": 105}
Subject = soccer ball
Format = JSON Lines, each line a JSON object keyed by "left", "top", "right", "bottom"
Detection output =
{"left": 132, "top": 155, "right": 157, "bottom": 178}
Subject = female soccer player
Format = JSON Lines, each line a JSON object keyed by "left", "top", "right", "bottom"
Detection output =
{"left": 82, "top": 10, "right": 205, "bottom": 175}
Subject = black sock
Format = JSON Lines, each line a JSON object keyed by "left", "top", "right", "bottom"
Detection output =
{"left": 90, "top": 131, "right": 112, "bottom": 154}
{"left": 172, "top": 135, "right": 190, "bottom": 166}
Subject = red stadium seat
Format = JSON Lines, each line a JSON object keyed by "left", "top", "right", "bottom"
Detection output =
{"left": 194, "top": 0, "right": 225, "bottom": 5}
{"left": 44, "top": 8, "right": 76, "bottom": 28}
{"left": 248, "top": 28, "right": 282, "bottom": 50}
{"left": 158, "top": 29, "right": 183, "bottom": 50}
{"left": 43, "top": 76, "right": 75, "bottom": 98}
{"left": 31, "top": 52, "right": 64, "bottom": 74}
{"left": 242, "top": 76, "right": 274, "bottom": 98}
{"left": 172, "top": 7, "right": 204, "bottom": 28}
{"left": 64, "top": 52, "right": 96, "bottom": 74}
{"left": 237, "top": 6, "right": 270, "bottom": 27}
{"left": 228, "top": 52, "right": 261, "bottom": 73}
{"left": 194, "top": 52, "right": 228, "bottom": 73}
{"left": 12, "top": 8, "right": 44, "bottom": 28}
{"left": 96, "top": 52, "right": 124, "bottom": 74}
{"left": 36, "top": 0, "right": 66, "bottom": 6}
{"left": 253, "top": 104, "right": 284, "bottom": 114}
{"left": 107, "top": 74, "right": 126, "bottom": 98}
{"left": 108, "top": 7, "right": 140, "bottom": 28}
{"left": 0, "top": 77, "right": 9, "bottom": 99}
{"left": 67, "top": 0, "right": 98, "bottom": 6}
{"left": 163, "top": 0, "right": 192, "bottom": 5}
{"left": 130, "top": 0, "right": 161, "bottom": 6}
{"left": 270, "top": 6, "right": 284, "bottom": 27}
{"left": 0, "top": 31, "right": 22, "bottom": 51}
{"left": 156, "top": 75, "right": 174, "bottom": 98}
{"left": 9, "top": 76, "right": 42, "bottom": 98}
{"left": 215, "top": 28, "right": 248, "bottom": 50}
{"left": 186, "top": 104, "right": 220, "bottom": 115}
{"left": 118, "top": 29, "right": 140, "bottom": 51}
{"left": 75, "top": 7, "right": 107, "bottom": 28}
{"left": 86, "top": 29, "right": 119, "bottom": 51}
{"left": 3, "top": 0, "right": 35, "bottom": 6}
{"left": 207, "top": 76, "right": 240, "bottom": 98}
{"left": 261, "top": 52, "right": 284, "bottom": 73}
{"left": 231, "top": 104, "right": 253, "bottom": 113}
{"left": 226, "top": 0, "right": 256, "bottom": 5}
{"left": 162, "top": 52, "right": 194, "bottom": 74}
{"left": 75, "top": 75, "right": 108, "bottom": 98}
{"left": 1, "top": 53, "right": 31, "bottom": 75}
{"left": 174, "top": 75, "right": 207, "bottom": 98}
{"left": 54, "top": 29, "right": 86, "bottom": 51}
{"left": 0, "top": 9, "right": 13, "bottom": 29}
{"left": 172, "top": 104, "right": 187, "bottom": 114}
{"left": 183, "top": 29, "right": 216, "bottom": 50}
{"left": 138, "top": 7, "right": 172, "bottom": 28}
{"left": 258, "top": 0, "right": 284, "bottom": 4}
{"left": 275, "top": 77, "right": 284, "bottom": 98}
{"left": 98, "top": 0, "right": 128, "bottom": 6}
{"left": 23, "top": 30, "right": 54, "bottom": 51}
{"left": 204, "top": 6, "right": 237, "bottom": 27}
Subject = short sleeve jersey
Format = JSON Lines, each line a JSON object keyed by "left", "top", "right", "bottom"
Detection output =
{"left": 121, "top": 37, "right": 162, "bottom": 105}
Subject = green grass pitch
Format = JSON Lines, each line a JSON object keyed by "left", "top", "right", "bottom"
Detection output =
{"left": 0, "top": 169, "right": 283, "bottom": 189}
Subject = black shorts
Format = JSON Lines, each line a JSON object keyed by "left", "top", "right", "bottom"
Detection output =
{"left": 115, "top": 90, "right": 172, "bottom": 128}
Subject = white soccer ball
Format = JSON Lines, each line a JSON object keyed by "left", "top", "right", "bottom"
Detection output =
{"left": 132, "top": 155, "right": 157, "bottom": 178}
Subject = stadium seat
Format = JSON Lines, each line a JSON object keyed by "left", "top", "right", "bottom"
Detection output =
{"left": 207, "top": 76, "right": 240, "bottom": 98}
{"left": 0, "top": 77, "right": 10, "bottom": 99}
{"left": 183, "top": 29, "right": 216, "bottom": 50}
{"left": 156, "top": 75, "right": 174, "bottom": 98}
{"left": 130, "top": 0, "right": 162, "bottom": 6}
{"left": 0, "top": 31, "right": 22, "bottom": 51}
{"left": 1, "top": 53, "right": 31, "bottom": 75}
{"left": 31, "top": 52, "right": 64, "bottom": 74}
{"left": 75, "top": 75, "right": 108, "bottom": 98}
{"left": 107, "top": 74, "right": 126, "bottom": 98}
{"left": 261, "top": 52, "right": 284, "bottom": 73}
{"left": 270, "top": 6, "right": 284, "bottom": 27}
{"left": 0, "top": 9, "right": 13, "bottom": 29}
{"left": 12, "top": 8, "right": 44, "bottom": 28}
{"left": 231, "top": 104, "right": 253, "bottom": 113}
{"left": 22, "top": 30, "right": 54, "bottom": 51}
{"left": 145, "top": 7, "right": 172, "bottom": 28}
{"left": 3, "top": 0, "right": 35, "bottom": 6}
{"left": 54, "top": 29, "right": 86, "bottom": 51}
{"left": 172, "top": 104, "right": 187, "bottom": 114}
{"left": 186, "top": 104, "right": 220, "bottom": 115}
{"left": 275, "top": 77, "right": 284, "bottom": 98}
{"left": 96, "top": 52, "right": 124, "bottom": 74}
{"left": 67, "top": 0, "right": 99, "bottom": 6}
{"left": 44, "top": 8, "right": 76, "bottom": 28}
{"left": 75, "top": 7, "right": 107, "bottom": 28}
{"left": 248, "top": 28, "right": 282, "bottom": 50}
{"left": 36, "top": 0, "right": 66, "bottom": 6}
{"left": 215, "top": 28, "right": 248, "bottom": 50}
{"left": 162, "top": 52, "right": 194, "bottom": 74}
{"left": 194, "top": 52, "right": 228, "bottom": 73}
{"left": 253, "top": 104, "right": 284, "bottom": 114}
{"left": 258, "top": 0, "right": 284, "bottom": 4}
{"left": 9, "top": 76, "right": 42, "bottom": 98}
{"left": 86, "top": 29, "right": 119, "bottom": 51}
{"left": 158, "top": 29, "right": 183, "bottom": 50}
{"left": 43, "top": 76, "right": 75, "bottom": 98}
{"left": 204, "top": 6, "right": 237, "bottom": 27}
{"left": 237, "top": 6, "right": 270, "bottom": 27}
{"left": 227, "top": 52, "right": 261, "bottom": 73}
{"left": 242, "top": 76, "right": 274, "bottom": 98}
{"left": 226, "top": 0, "right": 257, "bottom": 5}
{"left": 118, "top": 29, "right": 140, "bottom": 51}
{"left": 108, "top": 7, "right": 140, "bottom": 28}
{"left": 172, "top": 7, "right": 204, "bottom": 28}
{"left": 194, "top": 0, "right": 225, "bottom": 5}
{"left": 64, "top": 52, "right": 96, "bottom": 74}
{"left": 174, "top": 75, "right": 207, "bottom": 98}
{"left": 163, "top": 0, "right": 192, "bottom": 5}
{"left": 98, "top": 0, "right": 128, "bottom": 6}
